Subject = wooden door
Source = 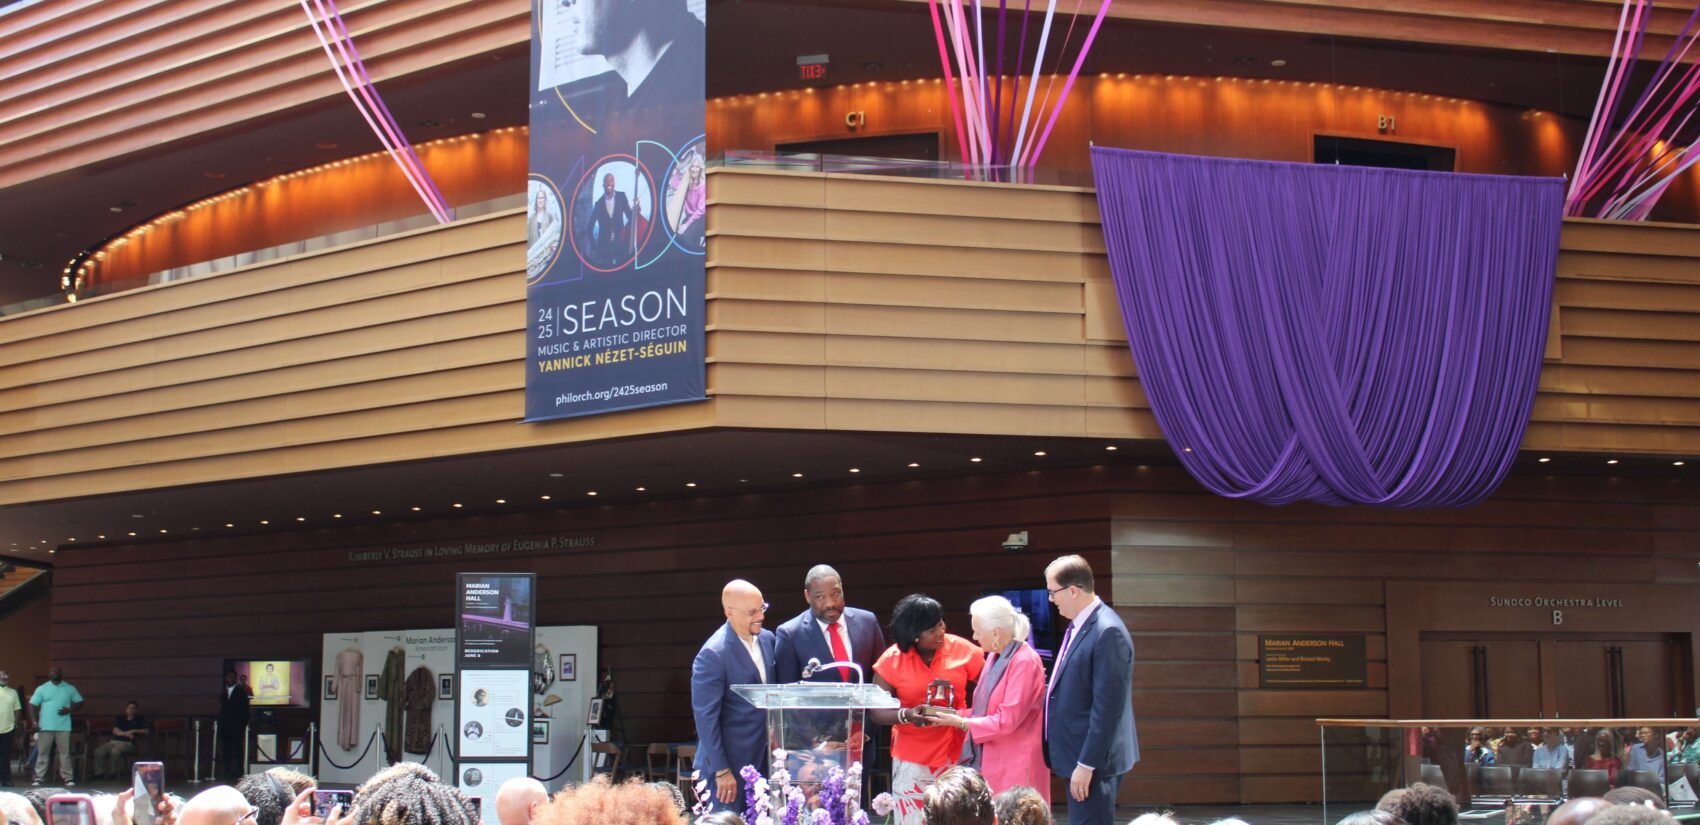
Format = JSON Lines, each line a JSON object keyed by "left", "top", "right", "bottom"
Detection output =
{"left": 1551, "top": 638, "right": 1686, "bottom": 717}
{"left": 1420, "top": 640, "right": 1541, "bottom": 717}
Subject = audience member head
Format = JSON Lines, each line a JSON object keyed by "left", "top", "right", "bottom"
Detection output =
{"left": 1634, "top": 727, "right": 1663, "bottom": 755}
{"left": 969, "top": 595, "right": 1031, "bottom": 654}
{"left": 1527, "top": 728, "right": 1545, "bottom": 746}
{"left": 1545, "top": 797, "right": 1611, "bottom": 825}
{"left": 238, "top": 769, "right": 318, "bottom": 825}
{"left": 1377, "top": 788, "right": 1408, "bottom": 814}
{"left": 534, "top": 776, "right": 684, "bottom": 825}
{"left": 1585, "top": 805, "right": 1672, "bottom": 825}
{"left": 1603, "top": 787, "right": 1665, "bottom": 810}
{"left": 1129, "top": 814, "right": 1182, "bottom": 825}
{"left": 494, "top": 778, "right": 548, "bottom": 825}
{"left": 0, "top": 793, "right": 42, "bottom": 825}
{"left": 890, "top": 594, "right": 946, "bottom": 654}
{"left": 1338, "top": 811, "right": 1404, "bottom": 825}
{"left": 21, "top": 789, "right": 67, "bottom": 822}
{"left": 179, "top": 786, "right": 257, "bottom": 825}
{"left": 693, "top": 814, "right": 746, "bottom": 825}
{"left": 351, "top": 763, "right": 476, "bottom": 825}
{"left": 1207, "top": 819, "right": 1252, "bottom": 825}
{"left": 644, "top": 784, "right": 686, "bottom": 820}
{"left": 1501, "top": 729, "right": 1523, "bottom": 747}
{"left": 1592, "top": 729, "right": 1621, "bottom": 758}
{"left": 1392, "top": 783, "right": 1458, "bottom": 825}
{"left": 921, "top": 767, "right": 994, "bottom": 825}
{"left": 992, "top": 786, "right": 1050, "bottom": 825}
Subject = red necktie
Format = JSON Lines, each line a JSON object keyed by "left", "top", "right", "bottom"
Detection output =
{"left": 827, "top": 622, "right": 851, "bottom": 681}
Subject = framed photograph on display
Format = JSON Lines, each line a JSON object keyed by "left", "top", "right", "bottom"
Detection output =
{"left": 324, "top": 676, "right": 337, "bottom": 700}
{"left": 439, "top": 674, "right": 454, "bottom": 700}
{"left": 530, "top": 719, "right": 549, "bottom": 744}
{"left": 365, "top": 675, "right": 379, "bottom": 700}
{"left": 561, "top": 654, "right": 576, "bottom": 681}
{"left": 587, "top": 697, "right": 604, "bottom": 726}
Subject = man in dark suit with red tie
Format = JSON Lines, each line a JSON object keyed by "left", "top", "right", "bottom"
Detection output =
{"left": 691, "top": 579, "right": 777, "bottom": 811}
{"left": 773, "top": 565, "right": 884, "bottom": 684}
{"left": 1043, "top": 554, "right": 1139, "bottom": 825}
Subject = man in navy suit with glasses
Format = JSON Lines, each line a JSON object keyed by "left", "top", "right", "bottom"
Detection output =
{"left": 1043, "top": 554, "right": 1139, "bottom": 825}
{"left": 691, "top": 579, "right": 777, "bottom": 810}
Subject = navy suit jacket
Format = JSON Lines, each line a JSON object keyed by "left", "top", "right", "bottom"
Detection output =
{"left": 1045, "top": 599, "right": 1139, "bottom": 778}
{"left": 691, "top": 622, "right": 777, "bottom": 780}
{"left": 773, "top": 606, "right": 884, "bottom": 684}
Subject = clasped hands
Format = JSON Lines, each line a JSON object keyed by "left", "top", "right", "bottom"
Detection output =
{"left": 906, "top": 705, "right": 968, "bottom": 730}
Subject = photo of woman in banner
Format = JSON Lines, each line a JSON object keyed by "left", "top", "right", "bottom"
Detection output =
{"left": 572, "top": 159, "right": 654, "bottom": 270}
{"left": 527, "top": 178, "right": 565, "bottom": 281}
{"left": 665, "top": 145, "right": 706, "bottom": 252}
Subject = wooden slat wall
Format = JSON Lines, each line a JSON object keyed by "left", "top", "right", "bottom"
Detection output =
{"left": 1110, "top": 466, "right": 1700, "bottom": 804}
{"left": 3, "top": 171, "right": 1700, "bottom": 507}
{"left": 0, "top": 0, "right": 528, "bottom": 189}
{"left": 46, "top": 465, "right": 1119, "bottom": 760}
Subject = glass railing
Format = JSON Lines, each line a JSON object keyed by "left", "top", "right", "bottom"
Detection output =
{"left": 0, "top": 193, "right": 525, "bottom": 318}
{"left": 714, "top": 150, "right": 1095, "bottom": 188}
{"left": 1320, "top": 719, "right": 1700, "bottom": 824}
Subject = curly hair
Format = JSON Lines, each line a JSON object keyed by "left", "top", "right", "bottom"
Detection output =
{"left": 1586, "top": 806, "right": 1669, "bottom": 825}
{"left": 992, "top": 787, "right": 1051, "bottom": 825}
{"left": 1392, "top": 783, "right": 1458, "bottom": 825}
{"left": 350, "top": 763, "right": 476, "bottom": 825}
{"left": 238, "top": 768, "right": 318, "bottom": 825}
{"left": 534, "top": 776, "right": 685, "bottom": 825}
{"left": 922, "top": 767, "right": 994, "bottom": 825}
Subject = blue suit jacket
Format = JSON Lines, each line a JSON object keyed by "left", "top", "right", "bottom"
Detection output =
{"left": 773, "top": 606, "right": 884, "bottom": 684}
{"left": 691, "top": 622, "right": 777, "bottom": 780}
{"left": 1045, "top": 599, "right": 1139, "bottom": 777}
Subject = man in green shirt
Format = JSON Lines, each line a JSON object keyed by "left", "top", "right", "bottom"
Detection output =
{"left": 28, "top": 667, "right": 84, "bottom": 786}
{"left": 0, "top": 670, "right": 23, "bottom": 787}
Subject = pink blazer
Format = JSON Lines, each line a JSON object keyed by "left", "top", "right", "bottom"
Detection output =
{"left": 963, "top": 642, "right": 1051, "bottom": 802}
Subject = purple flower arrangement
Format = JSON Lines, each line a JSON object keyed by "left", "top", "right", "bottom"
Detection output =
{"left": 711, "top": 750, "right": 874, "bottom": 825}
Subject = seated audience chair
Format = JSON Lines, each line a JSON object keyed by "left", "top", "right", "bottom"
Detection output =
{"left": 1420, "top": 763, "right": 1448, "bottom": 791}
{"left": 1621, "top": 770, "right": 1663, "bottom": 794}
{"left": 1568, "top": 769, "right": 1610, "bottom": 798}
{"left": 591, "top": 741, "right": 624, "bottom": 781}
{"left": 1477, "top": 766, "right": 1516, "bottom": 797}
{"left": 1518, "top": 768, "right": 1562, "bottom": 798}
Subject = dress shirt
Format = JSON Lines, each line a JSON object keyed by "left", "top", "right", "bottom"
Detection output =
{"left": 1532, "top": 742, "right": 1571, "bottom": 770}
{"left": 738, "top": 633, "right": 767, "bottom": 682}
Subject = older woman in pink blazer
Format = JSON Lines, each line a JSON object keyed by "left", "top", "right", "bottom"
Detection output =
{"left": 934, "top": 595, "right": 1051, "bottom": 802}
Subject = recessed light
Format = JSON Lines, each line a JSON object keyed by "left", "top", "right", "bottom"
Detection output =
{"left": 549, "top": 472, "right": 563, "bottom": 478}
{"left": 225, "top": 523, "right": 234, "bottom": 528}
{"left": 907, "top": 463, "right": 920, "bottom": 468}
{"left": 970, "top": 457, "right": 983, "bottom": 463}
{"left": 471, "top": 112, "right": 487, "bottom": 119}
{"left": 1270, "top": 59, "right": 1287, "bottom": 67}
{"left": 411, "top": 506, "right": 422, "bottom": 512}
{"left": 296, "top": 517, "right": 306, "bottom": 522}
{"left": 1537, "top": 457, "right": 1551, "bottom": 463}
{"left": 494, "top": 499, "right": 506, "bottom": 504}
{"left": 849, "top": 468, "right": 860, "bottom": 473}
{"left": 1182, "top": 447, "right": 1193, "bottom": 453}
{"left": 1033, "top": 451, "right": 1047, "bottom": 457}
{"left": 371, "top": 510, "right": 382, "bottom": 515}
{"left": 686, "top": 482, "right": 697, "bottom": 488}
{"left": 1105, "top": 445, "right": 1118, "bottom": 452}
{"left": 1675, "top": 461, "right": 1686, "bottom": 467}
{"left": 586, "top": 491, "right": 598, "bottom": 496}
{"left": 67, "top": 538, "right": 75, "bottom": 542}
{"left": 540, "top": 495, "right": 552, "bottom": 501}
{"left": 260, "top": 520, "right": 270, "bottom": 525}
{"left": 334, "top": 513, "right": 343, "bottom": 518}
{"left": 793, "top": 473, "right": 804, "bottom": 478}
{"left": 635, "top": 486, "right": 647, "bottom": 492}
{"left": 1606, "top": 459, "right": 1619, "bottom": 465}
{"left": 97, "top": 535, "right": 106, "bottom": 539}
{"left": 452, "top": 503, "right": 464, "bottom": 508}
{"left": 109, "top": 206, "right": 124, "bottom": 213}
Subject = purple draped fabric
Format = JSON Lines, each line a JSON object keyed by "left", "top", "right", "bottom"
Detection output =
{"left": 1089, "top": 148, "right": 1564, "bottom": 507}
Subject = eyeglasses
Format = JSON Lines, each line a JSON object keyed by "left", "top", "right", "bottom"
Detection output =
{"left": 1046, "top": 585, "right": 1074, "bottom": 599}
{"left": 732, "top": 602, "right": 769, "bottom": 618}
{"left": 236, "top": 806, "right": 260, "bottom": 825}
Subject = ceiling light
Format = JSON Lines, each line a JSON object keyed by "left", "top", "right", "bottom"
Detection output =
{"left": 224, "top": 523, "right": 234, "bottom": 528}
{"left": 1270, "top": 59, "right": 1287, "bottom": 67}
{"left": 260, "top": 520, "right": 269, "bottom": 525}
{"left": 793, "top": 473, "right": 804, "bottom": 478}
{"left": 97, "top": 535, "right": 106, "bottom": 539}
{"left": 549, "top": 472, "right": 563, "bottom": 478}
{"left": 452, "top": 503, "right": 464, "bottom": 508}
{"left": 907, "top": 463, "right": 920, "bottom": 468}
{"left": 494, "top": 499, "right": 506, "bottom": 504}
{"left": 160, "top": 529, "right": 168, "bottom": 533}
{"left": 296, "top": 517, "right": 306, "bottom": 522}
{"left": 334, "top": 513, "right": 343, "bottom": 518}
{"left": 635, "top": 486, "right": 647, "bottom": 492}
{"left": 1537, "top": 457, "right": 1551, "bottom": 463}
{"left": 586, "top": 491, "right": 598, "bottom": 496}
{"left": 686, "top": 482, "right": 697, "bottom": 488}
{"left": 540, "top": 495, "right": 552, "bottom": 501}
{"left": 970, "top": 457, "right": 983, "bottom": 463}
{"left": 471, "top": 112, "right": 487, "bottom": 119}
{"left": 849, "top": 468, "right": 861, "bottom": 473}
{"left": 67, "top": 538, "right": 75, "bottom": 542}
{"left": 1675, "top": 461, "right": 1686, "bottom": 467}
{"left": 1105, "top": 445, "right": 1118, "bottom": 451}
{"left": 1606, "top": 459, "right": 1619, "bottom": 465}
{"left": 1033, "top": 451, "right": 1047, "bottom": 457}
{"left": 371, "top": 510, "right": 382, "bottom": 515}
{"left": 411, "top": 506, "right": 422, "bottom": 512}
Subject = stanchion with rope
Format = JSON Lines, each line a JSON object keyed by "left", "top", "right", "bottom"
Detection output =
{"left": 316, "top": 729, "right": 383, "bottom": 771}
{"left": 192, "top": 720, "right": 203, "bottom": 784}
{"left": 529, "top": 728, "right": 588, "bottom": 784}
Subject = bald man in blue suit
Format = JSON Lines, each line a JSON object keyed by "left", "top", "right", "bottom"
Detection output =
{"left": 691, "top": 579, "right": 777, "bottom": 811}
{"left": 1044, "top": 554, "right": 1139, "bottom": 825}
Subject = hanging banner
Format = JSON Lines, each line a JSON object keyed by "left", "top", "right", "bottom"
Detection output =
{"left": 525, "top": 0, "right": 709, "bottom": 421}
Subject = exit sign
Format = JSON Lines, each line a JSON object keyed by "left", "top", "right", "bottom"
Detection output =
{"left": 797, "top": 54, "right": 829, "bottom": 81}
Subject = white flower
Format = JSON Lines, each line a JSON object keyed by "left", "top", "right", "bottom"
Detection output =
{"left": 771, "top": 768, "right": 793, "bottom": 788}
{"left": 870, "top": 793, "right": 896, "bottom": 817}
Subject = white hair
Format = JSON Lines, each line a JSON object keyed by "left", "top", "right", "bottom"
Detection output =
{"left": 0, "top": 792, "right": 42, "bottom": 825}
{"left": 968, "top": 595, "right": 1030, "bottom": 644}
{"left": 1129, "top": 815, "right": 1181, "bottom": 825}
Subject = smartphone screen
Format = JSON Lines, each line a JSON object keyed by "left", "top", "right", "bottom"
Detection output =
{"left": 313, "top": 791, "right": 354, "bottom": 818}
{"left": 47, "top": 796, "right": 96, "bottom": 825}
{"left": 133, "top": 762, "right": 165, "bottom": 825}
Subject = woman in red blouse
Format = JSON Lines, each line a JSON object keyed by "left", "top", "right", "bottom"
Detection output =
{"left": 1580, "top": 728, "right": 1623, "bottom": 784}
{"left": 872, "top": 594, "right": 984, "bottom": 825}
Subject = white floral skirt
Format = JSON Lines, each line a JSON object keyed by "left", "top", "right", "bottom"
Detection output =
{"left": 889, "top": 758, "right": 945, "bottom": 825}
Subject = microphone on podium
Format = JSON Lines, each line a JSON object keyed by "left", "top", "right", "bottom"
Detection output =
{"left": 801, "top": 658, "right": 824, "bottom": 679}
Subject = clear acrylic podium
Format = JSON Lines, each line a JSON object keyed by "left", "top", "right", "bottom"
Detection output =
{"left": 731, "top": 683, "right": 899, "bottom": 809}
